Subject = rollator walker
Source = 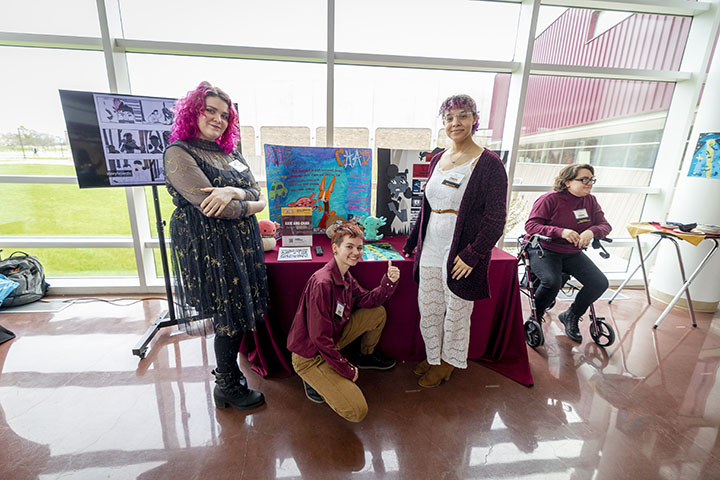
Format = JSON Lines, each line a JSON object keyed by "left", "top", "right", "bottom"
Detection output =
{"left": 516, "top": 233, "right": 615, "bottom": 348}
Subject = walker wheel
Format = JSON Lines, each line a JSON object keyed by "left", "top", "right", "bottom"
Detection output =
{"left": 590, "top": 319, "right": 615, "bottom": 347}
{"left": 524, "top": 318, "right": 544, "bottom": 348}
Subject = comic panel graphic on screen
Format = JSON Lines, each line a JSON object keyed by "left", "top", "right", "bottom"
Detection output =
{"left": 59, "top": 90, "right": 176, "bottom": 188}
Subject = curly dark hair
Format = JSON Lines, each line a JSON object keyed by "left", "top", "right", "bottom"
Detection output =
{"left": 553, "top": 164, "right": 595, "bottom": 192}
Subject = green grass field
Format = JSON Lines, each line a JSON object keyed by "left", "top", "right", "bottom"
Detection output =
{"left": 1, "top": 161, "right": 268, "bottom": 277}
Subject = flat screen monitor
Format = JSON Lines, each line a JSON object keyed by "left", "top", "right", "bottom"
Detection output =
{"left": 59, "top": 89, "right": 177, "bottom": 188}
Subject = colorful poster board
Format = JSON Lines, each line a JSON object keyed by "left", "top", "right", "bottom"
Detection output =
{"left": 688, "top": 132, "right": 720, "bottom": 179}
{"left": 265, "top": 145, "right": 373, "bottom": 230}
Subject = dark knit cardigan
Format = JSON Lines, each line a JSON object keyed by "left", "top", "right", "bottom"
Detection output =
{"left": 403, "top": 148, "right": 508, "bottom": 301}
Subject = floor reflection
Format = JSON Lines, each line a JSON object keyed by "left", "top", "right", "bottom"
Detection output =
{"left": 0, "top": 290, "right": 718, "bottom": 479}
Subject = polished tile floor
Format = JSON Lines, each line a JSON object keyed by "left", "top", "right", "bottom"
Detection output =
{"left": 1, "top": 290, "right": 719, "bottom": 480}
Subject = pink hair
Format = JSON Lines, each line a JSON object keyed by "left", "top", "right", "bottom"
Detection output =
{"left": 169, "top": 81, "right": 241, "bottom": 154}
{"left": 439, "top": 94, "right": 480, "bottom": 134}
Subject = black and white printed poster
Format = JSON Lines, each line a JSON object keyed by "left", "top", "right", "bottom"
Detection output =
{"left": 375, "top": 147, "right": 509, "bottom": 238}
{"left": 93, "top": 94, "right": 175, "bottom": 186}
{"left": 375, "top": 148, "right": 435, "bottom": 238}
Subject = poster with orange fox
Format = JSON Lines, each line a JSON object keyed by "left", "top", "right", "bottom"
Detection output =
{"left": 265, "top": 144, "right": 373, "bottom": 231}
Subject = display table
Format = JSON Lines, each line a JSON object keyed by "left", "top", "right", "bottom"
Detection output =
{"left": 609, "top": 222, "right": 720, "bottom": 328}
{"left": 240, "top": 234, "right": 533, "bottom": 387}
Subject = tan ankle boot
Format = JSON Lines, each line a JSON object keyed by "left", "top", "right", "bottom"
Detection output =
{"left": 418, "top": 361, "right": 454, "bottom": 388}
{"left": 413, "top": 359, "right": 431, "bottom": 376}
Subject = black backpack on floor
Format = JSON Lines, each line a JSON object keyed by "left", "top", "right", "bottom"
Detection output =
{"left": 0, "top": 324, "right": 15, "bottom": 344}
{"left": 0, "top": 251, "right": 50, "bottom": 308}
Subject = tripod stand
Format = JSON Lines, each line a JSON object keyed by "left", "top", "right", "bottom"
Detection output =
{"left": 132, "top": 185, "right": 177, "bottom": 358}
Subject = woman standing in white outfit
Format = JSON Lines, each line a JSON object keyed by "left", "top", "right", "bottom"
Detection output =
{"left": 403, "top": 94, "right": 508, "bottom": 388}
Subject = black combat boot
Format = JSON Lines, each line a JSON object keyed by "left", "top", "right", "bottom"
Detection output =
{"left": 230, "top": 364, "right": 248, "bottom": 389}
{"left": 558, "top": 308, "right": 582, "bottom": 343}
{"left": 212, "top": 369, "right": 265, "bottom": 411}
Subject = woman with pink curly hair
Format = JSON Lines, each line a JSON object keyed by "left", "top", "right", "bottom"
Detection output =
{"left": 164, "top": 81, "right": 268, "bottom": 412}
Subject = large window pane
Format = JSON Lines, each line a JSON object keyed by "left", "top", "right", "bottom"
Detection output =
{"left": 335, "top": 66, "right": 507, "bottom": 213}
{"left": 335, "top": 66, "right": 506, "bottom": 148}
{"left": 533, "top": 8, "right": 691, "bottom": 70}
{"left": 0, "top": 1, "right": 100, "bottom": 36}
{"left": 118, "top": 0, "right": 326, "bottom": 49}
{"left": 8, "top": 248, "right": 137, "bottom": 277}
{"left": 2, "top": 183, "right": 132, "bottom": 236}
{"left": 490, "top": 75, "right": 673, "bottom": 174}
{"left": 336, "top": 0, "right": 519, "bottom": 61}
{"left": 127, "top": 53, "right": 325, "bottom": 177}
{"left": 0, "top": 47, "right": 109, "bottom": 175}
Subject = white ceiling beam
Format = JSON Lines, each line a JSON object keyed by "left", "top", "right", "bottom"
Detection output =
{"left": 0, "top": 32, "right": 101, "bottom": 50}
{"left": 116, "top": 39, "right": 326, "bottom": 63}
{"left": 334, "top": 52, "right": 519, "bottom": 72}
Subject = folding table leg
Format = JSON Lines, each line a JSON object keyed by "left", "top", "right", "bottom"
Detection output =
{"left": 609, "top": 235, "right": 662, "bottom": 304}
{"left": 651, "top": 238, "right": 719, "bottom": 328}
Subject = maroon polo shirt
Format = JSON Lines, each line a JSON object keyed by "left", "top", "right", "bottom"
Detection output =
{"left": 286, "top": 258, "right": 398, "bottom": 380}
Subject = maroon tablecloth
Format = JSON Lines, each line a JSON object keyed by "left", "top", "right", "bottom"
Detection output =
{"left": 240, "top": 235, "right": 533, "bottom": 386}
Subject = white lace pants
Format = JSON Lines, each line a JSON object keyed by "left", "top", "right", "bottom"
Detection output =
{"left": 418, "top": 265, "right": 475, "bottom": 369}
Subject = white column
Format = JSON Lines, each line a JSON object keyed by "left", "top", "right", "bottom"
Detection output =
{"left": 649, "top": 34, "right": 720, "bottom": 312}
{"left": 499, "top": 0, "right": 540, "bottom": 247}
{"left": 326, "top": 0, "right": 335, "bottom": 147}
{"left": 97, "top": 0, "right": 155, "bottom": 289}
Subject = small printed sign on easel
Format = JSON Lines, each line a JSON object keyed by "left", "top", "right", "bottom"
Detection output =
{"left": 281, "top": 207, "right": 313, "bottom": 247}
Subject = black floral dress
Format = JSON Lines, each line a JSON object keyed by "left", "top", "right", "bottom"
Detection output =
{"left": 164, "top": 138, "right": 268, "bottom": 337}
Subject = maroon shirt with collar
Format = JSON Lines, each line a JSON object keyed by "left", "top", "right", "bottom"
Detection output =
{"left": 286, "top": 258, "right": 398, "bottom": 380}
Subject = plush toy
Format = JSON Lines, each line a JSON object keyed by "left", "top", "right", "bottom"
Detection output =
{"left": 361, "top": 216, "right": 387, "bottom": 241}
{"left": 324, "top": 214, "right": 347, "bottom": 238}
{"left": 258, "top": 219, "right": 279, "bottom": 252}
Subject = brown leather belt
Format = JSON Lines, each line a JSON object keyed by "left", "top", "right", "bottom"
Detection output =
{"left": 431, "top": 208, "right": 458, "bottom": 215}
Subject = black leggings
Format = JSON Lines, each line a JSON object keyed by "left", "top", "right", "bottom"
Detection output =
{"left": 214, "top": 335, "right": 243, "bottom": 374}
{"left": 528, "top": 248, "right": 609, "bottom": 317}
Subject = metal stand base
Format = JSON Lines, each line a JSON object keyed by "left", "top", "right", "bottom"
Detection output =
{"left": 132, "top": 185, "right": 178, "bottom": 358}
{"left": 132, "top": 309, "right": 177, "bottom": 359}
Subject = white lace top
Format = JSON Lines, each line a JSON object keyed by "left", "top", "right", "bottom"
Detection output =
{"left": 419, "top": 158, "right": 476, "bottom": 268}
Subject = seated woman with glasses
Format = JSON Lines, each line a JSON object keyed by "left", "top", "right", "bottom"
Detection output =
{"left": 524, "top": 163, "right": 611, "bottom": 343}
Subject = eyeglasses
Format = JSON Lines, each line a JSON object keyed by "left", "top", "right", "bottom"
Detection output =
{"left": 442, "top": 112, "right": 475, "bottom": 123}
{"left": 572, "top": 176, "right": 597, "bottom": 185}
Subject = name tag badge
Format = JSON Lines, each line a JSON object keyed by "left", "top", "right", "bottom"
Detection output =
{"left": 335, "top": 301, "right": 345, "bottom": 318}
{"left": 573, "top": 208, "right": 590, "bottom": 223}
{"left": 229, "top": 159, "right": 248, "bottom": 173}
{"left": 441, "top": 172, "right": 465, "bottom": 189}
